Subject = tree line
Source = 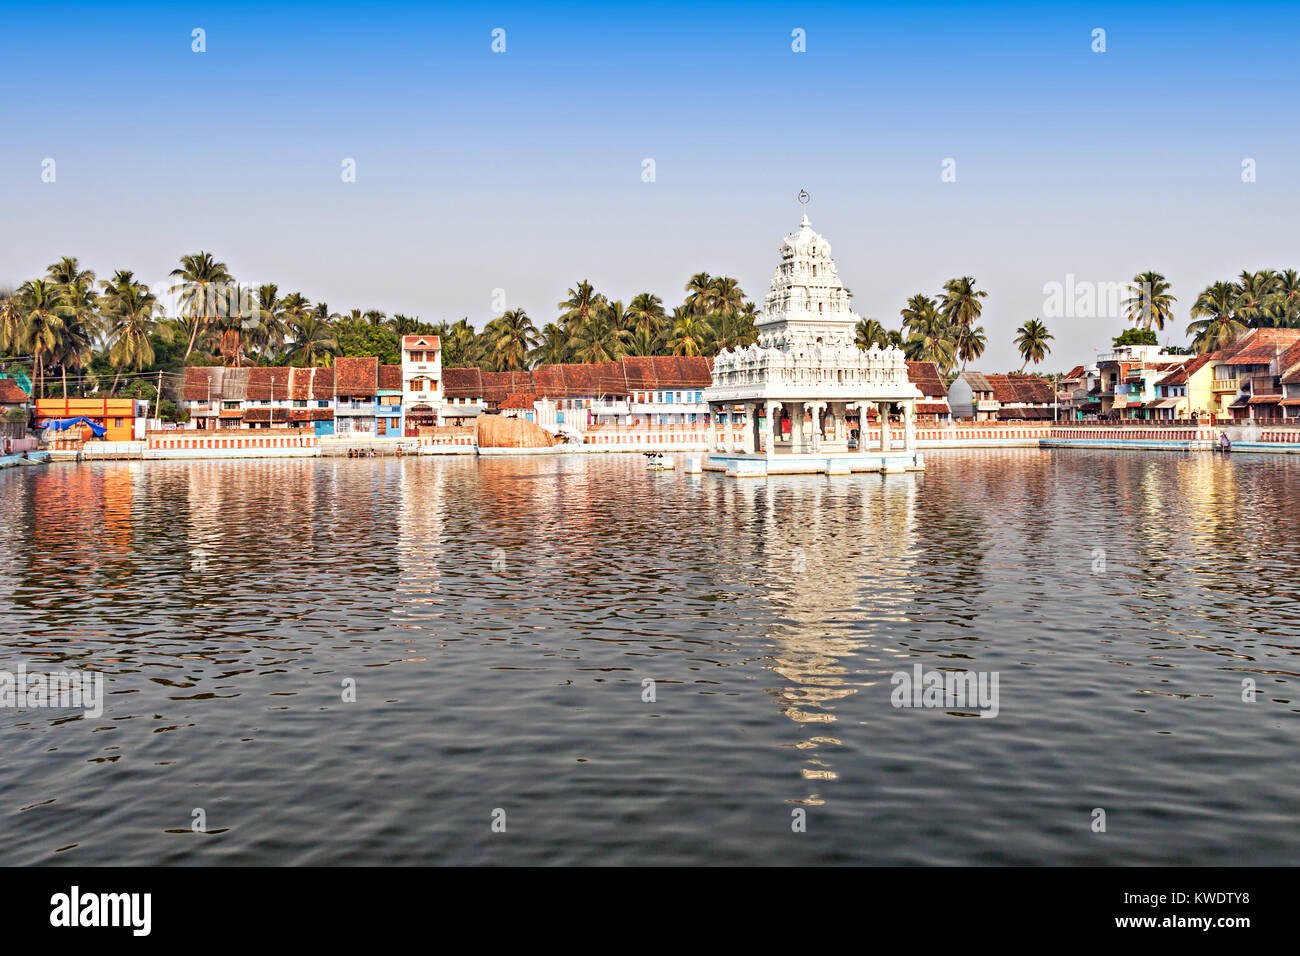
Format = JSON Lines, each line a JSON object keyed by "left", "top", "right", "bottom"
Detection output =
{"left": 6, "top": 255, "right": 1294, "bottom": 403}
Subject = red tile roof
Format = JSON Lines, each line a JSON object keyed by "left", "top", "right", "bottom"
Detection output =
{"left": 402, "top": 335, "right": 441, "bottom": 349}
{"left": 1222, "top": 328, "right": 1300, "bottom": 365}
{"left": 530, "top": 365, "right": 565, "bottom": 396}
{"left": 443, "top": 367, "right": 483, "bottom": 397}
{"left": 1006, "top": 374, "right": 1055, "bottom": 404}
{"left": 309, "top": 367, "right": 334, "bottom": 399}
{"left": 0, "top": 379, "right": 31, "bottom": 404}
{"left": 500, "top": 392, "right": 537, "bottom": 410}
{"left": 183, "top": 366, "right": 222, "bottom": 401}
{"left": 286, "top": 366, "right": 313, "bottom": 400}
{"left": 1277, "top": 340, "right": 1300, "bottom": 377}
{"left": 905, "top": 361, "right": 946, "bottom": 399}
{"left": 378, "top": 364, "right": 403, "bottom": 391}
{"left": 1062, "top": 365, "right": 1087, "bottom": 380}
{"left": 442, "top": 357, "right": 712, "bottom": 402}
{"left": 1156, "top": 353, "right": 1214, "bottom": 386}
{"left": 984, "top": 373, "right": 1018, "bottom": 403}
{"left": 246, "top": 366, "right": 293, "bottom": 400}
{"left": 335, "top": 356, "right": 378, "bottom": 395}
{"left": 621, "top": 356, "right": 657, "bottom": 389}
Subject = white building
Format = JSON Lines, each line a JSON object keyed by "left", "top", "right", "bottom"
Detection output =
{"left": 705, "top": 210, "right": 923, "bottom": 475}
{"left": 401, "top": 335, "right": 443, "bottom": 433}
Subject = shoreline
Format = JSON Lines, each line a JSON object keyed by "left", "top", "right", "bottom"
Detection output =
{"left": 28, "top": 437, "right": 1300, "bottom": 464}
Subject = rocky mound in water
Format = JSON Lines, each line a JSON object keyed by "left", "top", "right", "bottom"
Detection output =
{"left": 475, "top": 414, "right": 559, "bottom": 448}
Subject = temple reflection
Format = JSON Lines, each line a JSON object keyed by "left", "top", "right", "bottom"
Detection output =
{"left": 731, "top": 473, "right": 921, "bottom": 803}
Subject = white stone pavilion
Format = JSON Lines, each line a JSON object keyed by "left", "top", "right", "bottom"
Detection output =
{"left": 705, "top": 211, "right": 924, "bottom": 476}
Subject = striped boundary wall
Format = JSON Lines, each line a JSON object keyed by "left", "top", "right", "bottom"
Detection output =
{"left": 148, "top": 432, "right": 317, "bottom": 452}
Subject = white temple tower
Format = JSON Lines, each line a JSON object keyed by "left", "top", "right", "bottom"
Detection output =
{"left": 705, "top": 209, "right": 924, "bottom": 476}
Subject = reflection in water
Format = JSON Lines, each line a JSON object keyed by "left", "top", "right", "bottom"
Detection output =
{"left": 0, "top": 450, "right": 1297, "bottom": 865}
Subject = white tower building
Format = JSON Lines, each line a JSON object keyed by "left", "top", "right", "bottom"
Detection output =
{"left": 705, "top": 209, "right": 924, "bottom": 475}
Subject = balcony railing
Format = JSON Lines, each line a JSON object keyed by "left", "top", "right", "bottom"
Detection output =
{"left": 1211, "top": 380, "right": 1239, "bottom": 392}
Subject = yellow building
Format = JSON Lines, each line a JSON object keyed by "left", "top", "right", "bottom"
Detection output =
{"left": 35, "top": 397, "right": 144, "bottom": 442}
{"left": 1152, "top": 353, "right": 1219, "bottom": 420}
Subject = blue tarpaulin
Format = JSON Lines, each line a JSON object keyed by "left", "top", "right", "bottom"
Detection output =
{"left": 41, "top": 416, "right": 108, "bottom": 437}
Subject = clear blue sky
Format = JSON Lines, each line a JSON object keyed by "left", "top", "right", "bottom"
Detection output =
{"left": 3, "top": 0, "right": 1298, "bottom": 369}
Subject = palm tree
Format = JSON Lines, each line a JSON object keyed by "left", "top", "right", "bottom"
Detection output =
{"left": 388, "top": 314, "right": 422, "bottom": 336}
{"left": 684, "top": 272, "right": 712, "bottom": 316}
{"left": 244, "top": 283, "right": 284, "bottom": 363}
{"left": 706, "top": 276, "right": 746, "bottom": 317}
{"left": 46, "top": 257, "right": 99, "bottom": 397}
{"left": 901, "top": 293, "right": 937, "bottom": 331}
{"left": 1187, "top": 282, "right": 1247, "bottom": 353}
{"left": 16, "top": 279, "right": 69, "bottom": 398}
{"left": 941, "top": 276, "right": 987, "bottom": 369}
{"left": 1014, "top": 318, "right": 1054, "bottom": 371}
{"left": 558, "top": 281, "right": 606, "bottom": 336}
{"left": 277, "top": 293, "right": 310, "bottom": 338}
{"left": 1122, "top": 271, "right": 1176, "bottom": 332}
{"left": 603, "top": 299, "right": 630, "bottom": 335}
{"left": 954, "top": 323, "right": 987, "bottom": 367}
{"left": 1235, "top": 269, "right": 1282, "bottom": 327}
{"left": 101, "top": 270, "right": 169, "bottom": 393}
{"left": 284, "top": 313, "right": 339, "bottom": 367}
{"left": 531, "top": 323, "right": 571, "bottom": 366}
{"left": 855, "top": 317, "right": 890, "bottom": 350}
{"left": 628, "top": 325, "right": 660, "bottom": 357}
{"left": 903, "top": 300, "right": 956, "bottom": 372}
{"left": 486, "top": 309, "right": 538, "bottom": 370}
{"left": 571, "top": 309, "right": 631, "bottom": 363}
{"left": 709, "top": 310, "right": 757, "bottom": 354}
{"left": 1277, "top": 269, "right": 1300, "bottom": 328}
{"left": 0, "top": 287, "right": 21, "bottom": 357}
{"left": 666, "top": 309, "right": 711, "bottom": 357}
{"left": 170, "top": 252, "right": 233, "bottom": 361}
{"left": 444, "top": 318, "right": 481, "bottom": 368}
{"left": 209, "top": 282, "right": 253, "bottom": 366}
{"left": 626, "top": 292, "right": 666, "bottom": 345}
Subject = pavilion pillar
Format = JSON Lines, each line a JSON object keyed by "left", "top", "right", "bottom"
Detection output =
{"left": 805, "top": 402, "right": 826, "bottom": 454}
{"left": 904, "top": 401, "right": 917, "bottom": 453}
{"left": 743, "top": 403, "right": 759, "bottom": 454}
{"left": 792, "top": 405, "right": 805, "bottom": 452}
{"left": 878, "top": 402, "right": 891, "bottom": 452}
{"left": 764, "top": 400, "right": 780, "bottom": 456}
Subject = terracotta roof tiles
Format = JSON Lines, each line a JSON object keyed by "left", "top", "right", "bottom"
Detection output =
{"left": 310, "top": 367, "right": 334, "bottom": 399}
{"left": 335, "top": 356, "right": 378, "bottom": 395}
{"left": 401, "top": 335, "right": 441, "bottom": 349}
{"left": 1156, "top": 353, "right": 1213, "bottom": 386}
{"left": 906, "top": 361, "right": 946, "bottom": 399}
{"left": 442, "top": 367, "right": 483, "bottom": 398}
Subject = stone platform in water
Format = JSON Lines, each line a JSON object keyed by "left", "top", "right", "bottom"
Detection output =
{"left": 705, "top": 451, "right": 925, "bottom": 477}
